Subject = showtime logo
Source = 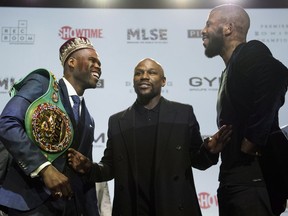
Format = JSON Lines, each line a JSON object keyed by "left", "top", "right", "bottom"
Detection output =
{"left": 59, "top": 26, "right": 103, "bottom": 40}
{"left": 198, "top": 192, "right": 218, "bottom": 209}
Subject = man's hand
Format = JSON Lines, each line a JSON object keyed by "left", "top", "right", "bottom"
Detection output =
{"left": 39, "top": 165, "right": 73, "bottom": 199}
{"left": 241, "top": 138, "right": 262, "bottom": 156}
{"left": 204, "top": 125, "right": 232, "bottom": 154}
{"left": 67, "top": 148, "right": 93, "bottom": 174}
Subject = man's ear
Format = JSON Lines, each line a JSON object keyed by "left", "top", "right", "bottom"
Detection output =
{"left": 162, "top": 77, "right": 166, "bottom": 87}
{"left": 67, "top": 57, "right": 76, "bottom": 68}
{"left": 224, "top": 23, "right": 233, "bottom": 36}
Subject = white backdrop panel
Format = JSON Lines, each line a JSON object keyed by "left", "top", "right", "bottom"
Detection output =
{"left": 0, "top": 7, "right": 287, "bottom": 215}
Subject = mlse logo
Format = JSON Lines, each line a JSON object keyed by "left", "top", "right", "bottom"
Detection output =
{"left": 94, "top": 133, "right": 105, "bottom": 144}
{"left": 127, "top": 28, "right": 168, "bottom": 43}
{"left": 0, "top": 77, "right": 15, "bottom": 93}
{"left": 189, "top": 77, "right": 220, "bottom": 87}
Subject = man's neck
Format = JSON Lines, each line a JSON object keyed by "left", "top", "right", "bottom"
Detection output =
{"left": 137, "top": 95, "right": 161, "bottom": 110}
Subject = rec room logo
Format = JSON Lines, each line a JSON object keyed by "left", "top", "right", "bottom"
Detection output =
{"left": 1, "top": 20, "right": 35, "bottom": 44}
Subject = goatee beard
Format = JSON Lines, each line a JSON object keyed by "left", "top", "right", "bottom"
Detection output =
{"left": 205, "top": 33, "right": 224, "bottom": 58}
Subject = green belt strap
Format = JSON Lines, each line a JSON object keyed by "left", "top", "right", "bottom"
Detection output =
{"left": 10, "top": 69, "right": 74, "bottom": 162}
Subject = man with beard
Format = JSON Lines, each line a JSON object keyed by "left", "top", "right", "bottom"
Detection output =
{"left": 201, "top": 4, "right": 288, "bottom": 216}
{"left": 67, "top": 57, "right": 232, "bottom": 216}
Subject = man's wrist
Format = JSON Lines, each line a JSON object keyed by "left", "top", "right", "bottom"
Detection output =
{"left": 203, "top": 136, "right": 213, "bottom": 150}
{"left": 241, "top": 138, "right": 262, "bottom": 156}
{"left": 30, "top": 161, "right": 51, "bottom": 178}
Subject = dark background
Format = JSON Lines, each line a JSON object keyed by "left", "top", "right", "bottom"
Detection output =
{"left": 1, "top": 0, "right": 288, "bottom": 8}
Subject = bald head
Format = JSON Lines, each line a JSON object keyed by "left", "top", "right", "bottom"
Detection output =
{"left": 134, "top": 58, "right": 165, "bottom": 78}
{"left": 211, "top": 4, "right": 250, "bottom": 41}
{"left": 133, "top": 58, "right": 166, "bottom": 108}
{"left": 201, "top": 4, "right": 251, "bottom": 63}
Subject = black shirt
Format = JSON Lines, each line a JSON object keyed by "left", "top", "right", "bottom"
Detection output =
{"left": 134, "top": 100, "right": 161, "bottom": 216}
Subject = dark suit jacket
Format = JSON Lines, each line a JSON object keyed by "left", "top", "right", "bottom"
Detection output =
{"left": 217, "top": 40, "right": 288, "bottom": 214}
{"left": 0, "top": 69, "right": 98, "bottom": 215}
{"left": 260, "top": 129, "right": 288, "bottom": 215}
{"left": 89, "top": 97, "right": 218, "bottom": 216}
{"left": 217, "top": 40, "right": 288, "bottom": 171}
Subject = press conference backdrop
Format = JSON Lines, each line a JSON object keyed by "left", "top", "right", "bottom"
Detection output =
{"left": 0, "top": 6, "right": 287, "bottom": 216}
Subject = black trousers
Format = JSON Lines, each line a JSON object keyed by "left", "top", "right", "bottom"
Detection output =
{"left": 7, "top": 197, "right": 82, "bottom": 216}
{"left": 218, "top": 183, "right": 275, "bottom": 216}
{"left": 218, "top": 157, "right": 278, "bottom": 216}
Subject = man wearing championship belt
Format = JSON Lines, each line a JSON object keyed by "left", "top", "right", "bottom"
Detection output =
{"left": 0, "top": 37, "right": 105, "bottom": 216}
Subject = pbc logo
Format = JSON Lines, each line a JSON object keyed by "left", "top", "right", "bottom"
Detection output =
{"left": 127, "top": 28, "right": 168, "bottom": 44}
{"left": 59, "top": 26, "right": 103, "bottom": 40}
{"left": 198, "top": 192, "right": 218, "bottom": 209}
{"left": 187, "top": 29, "right": 202, "bottom": 38}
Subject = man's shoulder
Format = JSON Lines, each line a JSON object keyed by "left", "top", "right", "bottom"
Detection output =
{"left": 162, "top": 98, "right": 193, "bottom": 113}
{"left": 20, "top": 68, "right": 50, "bottom": 83}
{"left": 239, "top": 40, "right": 271, "bottom": 56}
{"left": 231, "top": 40, "right": 272, "bottom": 67}
{"left": 163, "top": 98, "right": 191, "bottom": 108}
{"left": 109, "top": 106, "right": 132, "bottom": 119}
{"left": 13, "top": 68, "right": 50, "bottom": 101}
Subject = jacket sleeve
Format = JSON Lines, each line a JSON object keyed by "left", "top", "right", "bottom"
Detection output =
{"left": 0, "top": 72, "right": 50, "bottom": 175}
{"left": 87, "top": 115, "right": 115, "bottom": 182}
{"left": 188, "top": 105, "right": 219, "bottom": 170}
{"left": 236, "top": 41, "right": 288, "bottom": 146}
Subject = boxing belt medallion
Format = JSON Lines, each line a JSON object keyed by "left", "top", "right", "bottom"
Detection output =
{"left": 10, "top": 69, "right": 74, "bottom": 162}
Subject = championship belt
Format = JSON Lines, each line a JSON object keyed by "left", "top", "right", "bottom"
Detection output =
{"left": 10, "top": 69, "right": 74, "bottom": 162}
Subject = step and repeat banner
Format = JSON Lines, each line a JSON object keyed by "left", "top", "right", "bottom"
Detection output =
{"left": 0, "top": 7, "right": 287, "bottom": 215}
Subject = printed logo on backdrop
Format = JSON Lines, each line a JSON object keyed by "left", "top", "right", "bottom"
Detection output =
{"left": 1, "top": 20, "right": 35, "bottom": 44}
{"left": 96, "top": 79, "right": 104, "bottom": 88}
{"left": 127, "top": 28, "right": 168, "bottom": 44}
{"left": 189, "top": 76, "right": 220, "bottom": 91}
{"left": 125, "top": 81, "right": 173, "bottom": 94}
{"left": 0, "top": 77, "right": 15, "bottom": 94}
{"left": 58, "top": 26, "right": 103, "bottom": 40}
{"left": 254, "top": 23, "right": 288, "bottom": 43}
{"left": 187, "top": 29, "right": 202, "bottom": 38}
{"left": 93, "top": 132, "right": 106, "bottom": 148}
{"left": 198, "top": 192, "right": 218, "bottom": 209}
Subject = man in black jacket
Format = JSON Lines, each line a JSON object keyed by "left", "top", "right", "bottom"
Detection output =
{"left": 201, "top": 4, "right": 288, "bottom": 216}
{"left": 68, "top": 57, "right": 232, "bottom": 216}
